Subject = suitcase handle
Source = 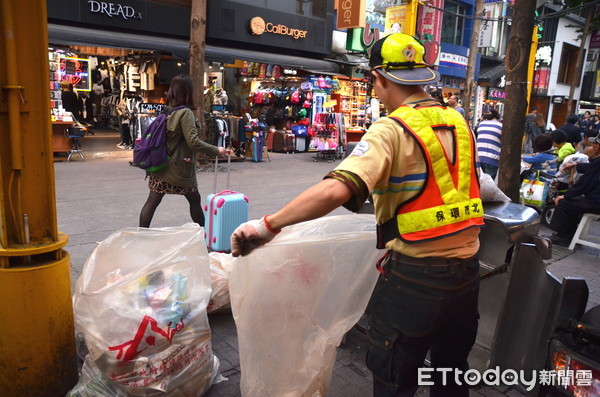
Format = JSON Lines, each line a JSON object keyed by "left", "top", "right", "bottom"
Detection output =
{"left": 212, "top": 155, "right": 231, "bottom": 194}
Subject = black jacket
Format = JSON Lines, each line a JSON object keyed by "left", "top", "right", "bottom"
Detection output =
{"left": 567, "top": 157, "right": 600, "bottom": 203}
{"left": 61, "top": 90, "right": 81, "bottom": 120}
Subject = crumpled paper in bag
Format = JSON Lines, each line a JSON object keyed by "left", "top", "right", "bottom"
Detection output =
{"left": 72, "top": 224, "right": 220, "bottom": 396}
{"left": 229, "top": 214, "right": 383, "bottom": 397}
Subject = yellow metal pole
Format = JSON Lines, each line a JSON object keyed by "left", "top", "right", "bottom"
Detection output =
{"left": 405, "top": 0, "right": 419, "bottom": 36}
{"left": 0, "top": 0, "right": 78, "bottom": 395}
{"left": 526, "top": 26, "right": 539, "bottom": 111}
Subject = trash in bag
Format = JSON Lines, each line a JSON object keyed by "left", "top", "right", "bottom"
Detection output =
{"left": 229, "top": 214, "right": 383, "bottom": 397}
{"left": 479, "top": 172, "right": 510, "bottom": 202}
{"left": 72, "top": 224, "right": 220, "bottom": 396}
{"left": 67, "top": 356, "right": 129, "bottom": 397}
{"left": 207, "top": 252, "right": 236, "bottom": 314}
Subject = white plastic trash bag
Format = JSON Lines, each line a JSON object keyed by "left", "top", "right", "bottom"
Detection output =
{"left": 67, "top": 356, "right": 129, "bottom": 397}
{"left": 230, "top": 214, "right": 383, "bottom": 397}
{"left": 207, "top": 252, "right": 236, "bottom": 313}
{"left": 73, "top": 224, "right": 220, "bottom": 396}
{"left": 479, "top": 172, "right": 510, "bottom": 202}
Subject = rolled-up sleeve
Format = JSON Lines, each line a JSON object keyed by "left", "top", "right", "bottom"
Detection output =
{"left": 324, "top": 170, "right": 370, "bottom": 212}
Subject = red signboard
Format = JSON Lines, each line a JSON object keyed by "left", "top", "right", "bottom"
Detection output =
{"left": 416, "top": 0, "right": 444, "bottom": 65}
{"left": 590, "top": 30, "right": 600, "bottom": 49}
{"left": 533, "top": 67, "right": 551, "bottom": 96}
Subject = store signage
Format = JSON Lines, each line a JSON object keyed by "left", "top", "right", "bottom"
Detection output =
{"left": 384, "top": 5, "right": 407, "bottom": 35}
{"left": 477, "top": 3, "right": 504, "bottom": 48}
{"left": 440, "top": 52, "right": 468, "bottom": 68}
{"left": 590, "top": 30, "right": 600, "bottom": 49}
{"left": 488, "top": 87, "right": 505, "bottom": 101}
{"left": 139, "top": 103, "right": 165, "bottom": 113}
{"left": 533, "top": 66, "right": 550, "bottom": 96}
{"left": 249, "top": 16, "right": 308, "bottom": 40}
{"left": 346, "top": 23, "right": 380, "bottom": 55}
{"left": 416, "top": 0, "right": 443, "bottom": 66}
{"left": 59, "top": 57, "right": 91, "bottom": 92}
{"left": 552, "top": 96, "right": 565, "bottom": 104}
{"left": 335, "top": 0, "right": 366, "bottom": 30}
{"left": 87, "top": 1, "right": 142, "bottom": 20}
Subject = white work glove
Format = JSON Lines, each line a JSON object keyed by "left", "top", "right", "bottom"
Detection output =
{"left": 231, "top": 216, "right": 280, "bottom": 257}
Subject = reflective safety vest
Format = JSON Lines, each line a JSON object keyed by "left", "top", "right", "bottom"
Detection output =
{"left": 377, "top": 104, "right": 484, "bottom": 247}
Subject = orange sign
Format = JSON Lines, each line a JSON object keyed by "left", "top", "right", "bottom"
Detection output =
{"left": 335, "top": 0, "right": 366, "bottom": 30}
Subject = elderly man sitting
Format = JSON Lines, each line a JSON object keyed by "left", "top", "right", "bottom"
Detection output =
{"left": 548, "top": 133, "right": 600, "bottom": 246}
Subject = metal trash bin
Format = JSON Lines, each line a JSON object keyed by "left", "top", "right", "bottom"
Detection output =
{"left": 470, "top": 202, "right": 540, "bottom": 372}
{"left": 472, "top": 201, "right": 576, "bottom": 381}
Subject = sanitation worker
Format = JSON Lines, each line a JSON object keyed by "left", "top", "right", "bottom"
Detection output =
{"left": 231, "top": 33, "right": 484, "bottom": 397}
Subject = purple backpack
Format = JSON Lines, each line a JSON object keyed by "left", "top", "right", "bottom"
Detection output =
{"left": 133, "top": 106, "right": 186, "bottom": 173}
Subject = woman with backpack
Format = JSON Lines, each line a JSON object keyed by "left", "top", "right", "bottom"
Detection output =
{"left": 139, "top": 74, "right": 227, "bottom": 228}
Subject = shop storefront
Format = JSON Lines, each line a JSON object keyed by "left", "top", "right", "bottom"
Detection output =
{"left": 46, "top": 0, "right": 354, "bottom": 161}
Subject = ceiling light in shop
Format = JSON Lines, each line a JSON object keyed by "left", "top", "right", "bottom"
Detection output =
{"left": 209, "top": 62, "right": 213, "bottom": 68}
{"left": 219, "top": 65, "right": 224, "bottom": 70}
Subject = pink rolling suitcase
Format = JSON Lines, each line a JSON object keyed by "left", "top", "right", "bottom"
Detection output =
{"left": 204, "top": 156, "right": 249, "bottom": 252}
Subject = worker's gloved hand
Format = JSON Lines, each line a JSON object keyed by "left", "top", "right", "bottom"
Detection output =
{"left": 231, "top": 216, "right": 280, "bottom": 257}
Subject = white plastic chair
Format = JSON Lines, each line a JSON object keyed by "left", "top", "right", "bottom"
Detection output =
{"left": 568, "top": 213, "right": 600, "bottom": 255}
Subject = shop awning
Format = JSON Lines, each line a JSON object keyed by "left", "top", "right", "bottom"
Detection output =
{"left": 479, "top": 63, "right": 506, "bottom": 83}
{"left": 47, "top": 23, "right": 339, "bottom": 73}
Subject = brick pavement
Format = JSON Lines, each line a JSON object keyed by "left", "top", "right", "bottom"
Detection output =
{"left": 55, "top": 131, "right": 598, "bottom": 396}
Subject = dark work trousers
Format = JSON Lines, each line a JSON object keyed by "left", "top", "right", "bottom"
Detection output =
{"left": 549, "top": 196, "right": 600, "bottom": 236}
{"left": 365, "top": 252, "right": 480, "bottom": 397}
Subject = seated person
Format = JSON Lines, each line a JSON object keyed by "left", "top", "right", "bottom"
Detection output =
{"left": 556, "top": 130, "right": 600, "bottom": 191}
{"left": 551, "top": 129, "right": 576, "bottom": 164}
{"left": 522, "top": 134, "right": 557, "bottom": 179}
{"left": 555, "top": 152, "right": 588, "bottom": 191}
{"left": 557, "top": 114, "right": 583, "bottom": 147}
{"left": 548, "top": 133, "right": 600, "bottom": 246}
{"left": 579, "top": 129, "right": 600, "bottom": 152}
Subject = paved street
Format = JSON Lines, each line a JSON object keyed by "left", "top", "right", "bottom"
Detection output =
{"left": 55, "top": 131, "right": 599, "bottom": 396}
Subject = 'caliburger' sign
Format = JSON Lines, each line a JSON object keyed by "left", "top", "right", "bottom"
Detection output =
{"left": 249, "top": 17, "right": 308, "bottom": 40}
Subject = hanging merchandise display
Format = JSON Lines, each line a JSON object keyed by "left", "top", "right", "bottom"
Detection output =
{"left": 311, "top": 113, "right": 346, "bottom": 162}
{"left": 331, "top": 79, "right": 369, "bottom": 142}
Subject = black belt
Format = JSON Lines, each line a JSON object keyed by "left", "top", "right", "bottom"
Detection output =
{"left": 389, "top": 251, "right": 475, "bottom": 267}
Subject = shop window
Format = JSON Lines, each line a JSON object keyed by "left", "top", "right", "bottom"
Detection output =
{"left": 441, "top": 0, "right": 466, "bottom": 46}
{"left": 557, "top": 43, "right": 582, "bottom": 85}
